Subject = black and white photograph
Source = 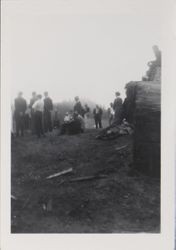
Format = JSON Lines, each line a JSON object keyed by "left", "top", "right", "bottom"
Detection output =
{"left": 1, "top": 0, "right": 176, "bottom": 249}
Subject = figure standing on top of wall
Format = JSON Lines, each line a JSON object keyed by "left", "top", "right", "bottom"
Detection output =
{"left": 143, "top": 45, "right": 161, "bottom": 81}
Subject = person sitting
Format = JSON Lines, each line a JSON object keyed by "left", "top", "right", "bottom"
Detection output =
{"left": 144, "top": 45, "right": 161, "bottom": 81}
{"left": 60, "top": 111, "right": 84, "bottom": 135}
{"left": 64, "top": 112, "right": 72, "bottom": 123}
{"left": 60, "top": 111, "right": 74, "bottom": 135}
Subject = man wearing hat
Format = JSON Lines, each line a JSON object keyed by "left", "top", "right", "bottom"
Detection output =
{"left": 113, "top": 91, "right": 123, "bottom": 125}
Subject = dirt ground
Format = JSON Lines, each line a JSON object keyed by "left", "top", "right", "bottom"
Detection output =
{"left": 11, "top": 128, "right": 160, "bottom": 233}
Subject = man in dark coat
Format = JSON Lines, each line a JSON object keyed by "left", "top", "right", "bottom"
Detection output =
{"left": 73, "top": 96, "right": 85, "bottom": 117}
{"left": 32, "top": 94, "right": 45, "bottom": 138}
{"left": 93, "top": 105, "right": 103, "bottom": 129}
{"left": 29, "top": 91, "right": 37, "bottom": 134}
{"left": 113, "top": 91, "right": 123, "bottom": 125}
{"left": 14, "top": 92, "right": 27, "bottom": 136}
{"left": 43, "top": 91, "right": 53, "bottom": 133}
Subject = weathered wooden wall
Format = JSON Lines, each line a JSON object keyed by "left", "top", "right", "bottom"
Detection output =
{"left": 124, "top": 46, "right": 161, "bottom": 177}
{"left": 133, "top": 81, "right": 161, "bottom": 177}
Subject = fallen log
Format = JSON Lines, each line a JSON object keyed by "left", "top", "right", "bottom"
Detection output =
{"left": 46, "top": 168, "right": 73, "bottom": 180}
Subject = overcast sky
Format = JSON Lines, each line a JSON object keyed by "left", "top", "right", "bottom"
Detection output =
{"left": 2, "top": 0, "right": 164, "bottom": 107}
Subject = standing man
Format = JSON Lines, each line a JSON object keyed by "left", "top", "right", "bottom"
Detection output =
{"left": 73, "top": 96, "right": 85, "bottom": 117}
{"left": 93, "top": 105, "right": 103, "bottom": 129}
{"left": 14, "top": 92, "right": 27, "bottom": 137}
{"left": 84, "top": 104, "right": 90, "bottom": 128}
{"left": 29, "top": 92, "right": 37, "bottom": 134}
{"left": 113, "top": 91, "right": 123, "bottom": 125}
{"left": 43, "top": 91, "right": 53, "bottom": 133}
{"left": 32, "top": 94, "right": 44, "bottom": 138}
{"left": 108, "top": 102, "right": 115, "bottom": 125}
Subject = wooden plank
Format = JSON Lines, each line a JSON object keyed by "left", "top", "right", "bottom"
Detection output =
{"left": 70, "top": 175, "right": 107, "bottom": 182}
{"left": 46, "top": 168, "right": 73, "bottom": 180}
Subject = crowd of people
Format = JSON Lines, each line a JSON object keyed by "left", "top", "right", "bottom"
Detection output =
{"left": 12, "top": 91, "right": 53, "bottom": 138}
{"left": 11, "top": 90, "right": 124, "bottom": 138}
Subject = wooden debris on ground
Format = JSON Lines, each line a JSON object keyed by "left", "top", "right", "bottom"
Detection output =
{"left": 96, "top": 122, "right": 134, "bottom": 140}
{"left": 46, "top": 168, "right": 73, "bottom": 179}
{"left": 11, "top": 195, "right": 17, "bottom": 200}
{"left": 70, "top": 174, "right": 107, "bottom": 182}
{"left": 115, "top": 145, "right": 128, "bottom": 151}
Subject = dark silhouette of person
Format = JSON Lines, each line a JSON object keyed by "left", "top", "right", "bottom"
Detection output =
{"left": 32, "top": 94, "right": 44, "bottom": 138}
{"left": 146, "top": 45, "right": 161, "bottom": 81}
{"left": 29, "top": 91, "right": 37, "bottom": 134}
{"left": 113, "top": 91, "right": 123, "bottom": 125}
{"left": 152, "top": 45, "right": 161, "bottom": 66}
{"left": 43, "top": 91, "right": 53, "bottom": 133}
{"left": 84, "top": 104, "right": 90, "bottom": 114}
{"left": 73, "top": 96, "right": 85, "bottom": 117}
{"left": 14, "top": 92, "right": 27, "bottom": 136}
{"left": 121, "top": 84, "right": 136, "bottom": 124}
{"left": 93, "top": 105, "right": 103, "bottom": 129}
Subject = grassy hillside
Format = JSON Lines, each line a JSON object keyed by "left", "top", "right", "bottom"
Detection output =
{"left": 11, "top": 130, "right": 160, "bottom": 233}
